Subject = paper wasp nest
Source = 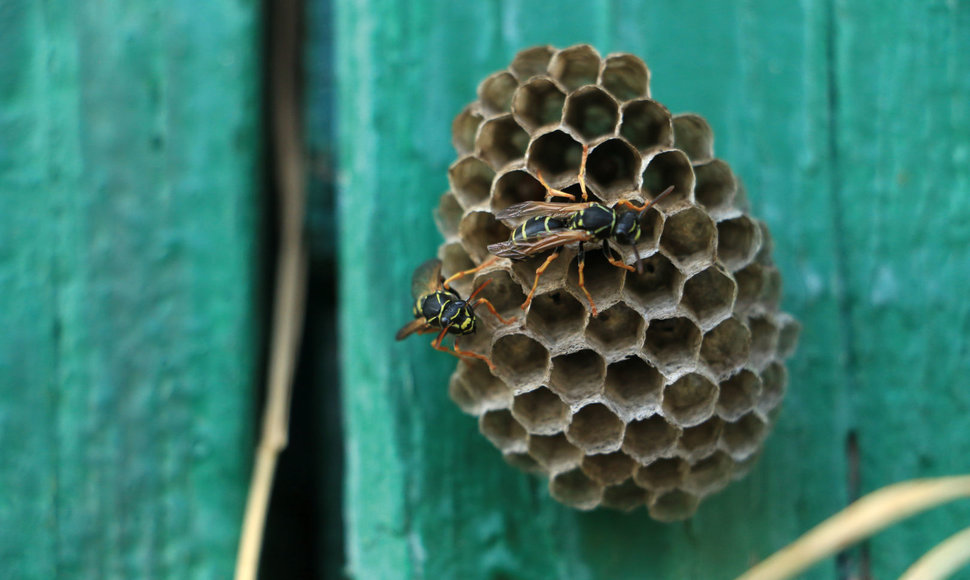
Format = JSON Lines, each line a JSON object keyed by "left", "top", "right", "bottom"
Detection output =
{"left": 435, "top": 44, "right": 798, "bottom": 520}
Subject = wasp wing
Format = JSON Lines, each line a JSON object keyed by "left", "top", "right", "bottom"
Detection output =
{"left": 487, "top": 229, "right": 593, "bottom": 259}
{"left": 395, "top": 318, "right": 432, "bottom": 341}
{"left": 411, "top": 258, "right": 443, "bottom": 299}
{"left": 495, "top": 201, "right": 595, "bottom": 221}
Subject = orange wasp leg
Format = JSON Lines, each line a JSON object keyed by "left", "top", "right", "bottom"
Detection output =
{"left": 576, "top": 244, "right": 599, "bottom": 317}
{"left": 521, "top": 251, "right": 560, "bottom": 311}
{"left": 474, "top": 297, "right": 517, "bottom": 325}
{"left": 535, "top": 144, "right": 591, "bottom": 202}
{"left": 442, "top": 255, "right": 500, "bottom": 290}
{"left": 431, "top": 327, "right": 495, "bottom": 370}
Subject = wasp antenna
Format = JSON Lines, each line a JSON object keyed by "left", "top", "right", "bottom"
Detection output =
{"left": 639, "top": 185, "right": 676, "bottom": 217}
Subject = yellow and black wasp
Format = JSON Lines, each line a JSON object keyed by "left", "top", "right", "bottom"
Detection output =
{"left": 395, "top": 257, "right": 513, "bottom": 369}
{"left": 487, "top": 145, "right": 674, "bottom": 316}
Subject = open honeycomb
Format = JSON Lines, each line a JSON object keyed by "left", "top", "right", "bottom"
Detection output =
{"left": 433, "top": 44, "right": 799, "bottom": 520}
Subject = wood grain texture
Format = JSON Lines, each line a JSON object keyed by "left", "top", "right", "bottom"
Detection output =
{"left": 335, "top": 0, "right": 969, "bottom": 578}
{"left": 0, "top": 1, "right": 261, "bottom": 578}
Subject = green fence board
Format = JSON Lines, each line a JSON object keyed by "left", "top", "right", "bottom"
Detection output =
{"left": 0, "top": 1, "right": 261, "bottom": 578}
{"left": 335, "top": 1, "right": 876, "bottom": 578}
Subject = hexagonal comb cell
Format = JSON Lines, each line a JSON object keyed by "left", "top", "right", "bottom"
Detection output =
{"left": 660, "top": 207, "right": 716, "bottom": 268}
{"left": 440, "top": 242, "right": 475, "bottom": 291}
{"left": 634, "top": 457, "right": 687, "bottom": 491}
{"left": 682, "top": 451, "right": 733, "bottom": 495}
{"left": 504, "top": 451, "right": 543, "bottom": 474}
{"left": 693, "top": 159, "right": 737, "bottom": 212}
{"left": 722, "top": 413, "right": 767, "bottom": 459}
{"left": 510, "top": 45, "right": 555, "bottom": 81}
{"left": 600, "top": 479, "right": 649, "bottom": 512}
{"left": 477, "top": 114, "right": 529, "bottom": 170}
{"left": 622, "top": 415, "right": 680, "bottom": 463}
{"left": 604, "top": 357, "right": 663, "bottom": 418}
{"left": 479, "top": 409, "right": 528, "bottom": 453}
{"left": 672, "top": 114, "right": 714, "bottom": 163}
{"left": 550, "top": 349, "right": 606, "bottom": 403}
{"left": 471, "top": 269, "right": 525, "bottom": 325}
{"left": 776, "top": 314, "right": 801, "bottom": 359}
{"left": 681, "top": 266, "right": 736, "bottom": 327}
{"left": 717, "top": 215, "right": 761, "bottom": 271}
{"left": 677, "top": 418, "right": 723, "bottom": 460}
{"left": 563, "top": 86, "right": 620, "bottom": 141}
{"left": 511, "top": 386, "right": 570, "bottom": 435}
{"left": 566, "top": 250, "right": 626, "bottom": 310}
{"left": 642, "top": 150, "right": 694, "bottom": 206}
{"left": 759, "top": 361, "right": 788, "bottom": 413}
{"left": 700, "top": 317, "right": 752, "bottom": 377}
{"left": 452, "top": 106, "right": 484, "bottom": 155}
{"left": 582, "top": 451, "right": 637, "bottom": 485}
{"left": 491, "top": 333, "right": 550, "bottom": 388}
{"left": 526, "top": 130, "right": 586, "bottom": 189}
{"left": 550, "top": 468, "right": 603, "bottom": 510}
{"left": 624, "top": 252, "right": 682, "bottom": 312}
{"left": 459, "top": 211, "right": 511, "bottom": 262}
{"left": 449, "top": 156, "right": 495, "bottom": 209}
{"left": 529, "top": 432, "right": 583, "bottom": 473}
{"left": 733, "top": 262, "right": 765, "bottom": 312}
{"left": 566, "top": 403, "right": 625, "bottom": 454}
{"left": 643, "top": 317, "right": 701, "bottom": 370}
{"left": 548, "top": 44, "right": 601, "bottom": 92}
{"left": 478, "top": 71, "right": 518, "bottom": 117}
{"left": 511, "top": 78, "right": 566, "bottom": 133}
{"left": 662, "top": 373, "right": 718, "bottom": 427}
{"left": 748, "top": 314, "right": 781, "bottom": 367}
{"left": 600, "top": 53, "right": 649, "bottom": 101}
{"left": 585, "top": 139, "right": 640, "bottom": 202}
{"left": 619, "top": 99, "right": 673, "bottom": 152}
{"left": 490, "top": 169, "right": 548, "bottom": 214}
{"left": 716, "top": 369, "right": 762, "bottom": 421}
{"left": 585, "top": 303, "right": 644, "bottom": 353}
{"left": 449, "top": 360, "right": 512, "bottom": 415}
{"left": 527, "top": 291, "right": 586, "bottom": 345}
{"left": 649, "top": 489, "right": 700, "bottom": 522}
{"left": 434, "top": 193, "right": 462, "bottom": 240}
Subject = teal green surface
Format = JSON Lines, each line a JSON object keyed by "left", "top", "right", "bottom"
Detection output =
{"left": 0, "top": 1, "right": 261, "bottom": 577}
{"left": 337, "top": 1, "right": 970, "bottom": 578}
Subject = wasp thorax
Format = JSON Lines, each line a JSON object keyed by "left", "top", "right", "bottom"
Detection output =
{"left": 437, "top": 44, "right": 798, "bottom": 520}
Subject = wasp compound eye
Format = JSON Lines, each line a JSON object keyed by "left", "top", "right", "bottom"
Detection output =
{"left": 430, "top": 44, "right": 799, "bottom": 519}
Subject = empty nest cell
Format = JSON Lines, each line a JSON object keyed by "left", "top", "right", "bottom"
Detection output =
{"left": 672, "top": 114, "right": 714, "bottom": 163}
{"left": 585, "top": 302, "right": 644, "bottom": 353}
{"left": 434, "top": 193, "right": 462, "bottom": 240}
{"left": 458, "top": 211, "right": 511, "bottom": 262}
{"left": 677, "top": 418, "right": 723, "bottom": 460}
{"left": 585, "top": 138, "right": 640, "bottom": 202}
{"left": 659, "top": 207, "right": 716, "bottom": 268}
{"left": 511, "top": 77, "right": 566, "bottom": 133}
{"left": 604, "top": 357, "right": 663, "bottom": 418}
{"left": 547, "top": 44, "right": 601, "bottom": 92}
{"left": 681, "top": 266, "right": 736, "bottom": 326}
{"left": 662, "top": 373, "right": 718, "bottom": 428}
{"left": 477, "top": 114, "right": 529, "bottom": 170}
{"left": 716, "top": 369, "right": 762, "bottom": 421}
{"left": 681, "top": 451, "right": 734, "bottom": 495}
{"left": 449, "top": 156, "right": 495, "bottom": 209}
{"left": 643, "top": 317, "right": 701, "bottom": 370}
{"left": 491, "top": 169, "right": 546, "bottom": 213}
{"left": 634, "top": 457, "right": 688, "bottom": 491}
{"left": 526, "top": 130, "right": 587, "bottom": 190}
{"left": 759, "top": 361, "right": 788, "bottom": 414}
{"left": 619, "top": 99, "right": 673, "bottom": 152}
{"left": 511, "top": 386, "right": 570, "bottom": 435}
{"left": 470, "top": 269, "right": 526, "bottom": 325}
{"left": 581, "top": 451, "right": 637, "bottom": 485}
{"left": 479, "top": 409, "right": 528, "bottom": 453}
{"left": 748, "top": 314, "right": 781, "bottom": 367}
{"left": 600, "top": 53, "right": 650, "bottom": 101}
{"left": 449, "top": 360, "right": 512, "bottom": 415}
{"left": 566, "top": 403, "right": 625, "bottom": 453}
{"left": 527, "top": 291, "right": 586, "bottom": 344}
{"left": 478, "top": 71, "right": 518, "bottom": 117}
{"left": 566, "top": 250, "right": 626, "bottom": 310}
{"left": 700, "top": 316, "right": 751, "bottom": 377}
{"left": 550, "top": 468, "right": 603, "bottom": 510}
{"left": 641, "top": 149, "right": 695, "bottom": 206}
{"left": 623, "top": 252, "right": 682, "bottom": 312}
{"left": 563, "top": 86, "right": 620, "bottom": 141}
{"left": 452, "top": 106, "right": 484, "bottom": 155}
{"left": 717, "top": 215, "right": 761, "bottom": 271}
{"left": 622, "top": 414, "right": 680, "bottom": 463}
{"left": 509, "top": 45, "right": 554, "bottom": 81}
{"left": 693, "top": 159, "right": 737, "bottom": 212}
{"left": 649, "top": 489, "right": 700, "bottom": 522}
{"left": 721, "top": 413, "right": 768, "bottom": 459}
{"left": 439, "top": 242, "right": 475, "bottom": 292}
{"left": 600, "top": 479, "right": 649, "bottom": 512}
{"left": 491, "top": 333, "right": 550, "bottom": 388}
{"left": 550, "top": 349, "right": 606, "bottom": 403}
{"left": 528, "top": 432, "right": 583, "bottom": 473}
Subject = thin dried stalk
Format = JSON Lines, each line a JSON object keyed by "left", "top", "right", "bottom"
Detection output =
{"left": 738, "top": 476, "right": 970, "bottom": 580}
{"left": 898, "top": 526, "right": 970, "bottom": 580}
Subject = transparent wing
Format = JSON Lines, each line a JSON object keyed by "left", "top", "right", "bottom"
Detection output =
{"left": 411, "top": 259, "right": 443, "bottom": 299}
{"left": 494, "top": 201, "right": 594, "bottom": 221}
{"left": 395, "top": 318, "right": 431, "bottom": 341}
{"left": 487, "top": 229, "right": 592, "bottom": 259}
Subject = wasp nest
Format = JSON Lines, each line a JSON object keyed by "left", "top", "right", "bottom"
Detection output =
{"left": 435, "top": 44, "right": 798, "bottom": 521}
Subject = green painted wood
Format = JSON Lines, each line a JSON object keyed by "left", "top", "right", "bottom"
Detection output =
{"left": 336, "top": 0, "right": 968, "bottom": 578}
{"left": 0, "top": 1, "right": 261, "bottom": 578}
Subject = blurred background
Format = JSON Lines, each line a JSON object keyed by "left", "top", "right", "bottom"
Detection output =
{"left": 1, "top": 1, "right": 968, "bottom": 579}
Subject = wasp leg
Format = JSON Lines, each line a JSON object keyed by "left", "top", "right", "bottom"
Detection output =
{"left": 474, "top": 297, "right": 517, "bottom": 325}
{"left": 576, "top": 242, "right": 599, "bottom": 317}
{"left": 536, "top": 170, "right": 576, "bottom": 201}
{"left": 521, "top": 249, "right": 561, "bottom": 311}
{"left": 442, "top": 255, "right": 499, "bottom": 290}
{"left": 577, "top": 144, "right": 589, "bottom": 201}
{"left": 430, "top": 328, "right": 495, "bottom": 369}
{"left": 614, "top": 198, "right": 647, "bottom": 212}
{"left": 602, "top": 244, "right": 636, "bottom": 272}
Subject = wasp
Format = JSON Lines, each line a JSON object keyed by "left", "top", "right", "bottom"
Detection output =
{"left": 487, "top": 145, "right": 674, "bottom": 316}
{"left": 395, "top": 257, "right": 513, "bottom": 369}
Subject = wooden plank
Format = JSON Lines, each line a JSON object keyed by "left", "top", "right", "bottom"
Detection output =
{"left": 832, "top": 1, "right": 970, "bottom": 577}
{"left": 0, "top": 1, "right": 261, "bottom": 577}
{"left": 336, "top": 1, "right": 853, "bottom": 578}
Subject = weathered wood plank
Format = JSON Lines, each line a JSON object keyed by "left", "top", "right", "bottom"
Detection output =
{"left": 336, "top": 1, "right": 853, "bottom": 578}
{"left": 833, "top": 1, "right": 970, "bottom": 577}
{"left": 0, "top": 1, "right": 261, "bottom": 577}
